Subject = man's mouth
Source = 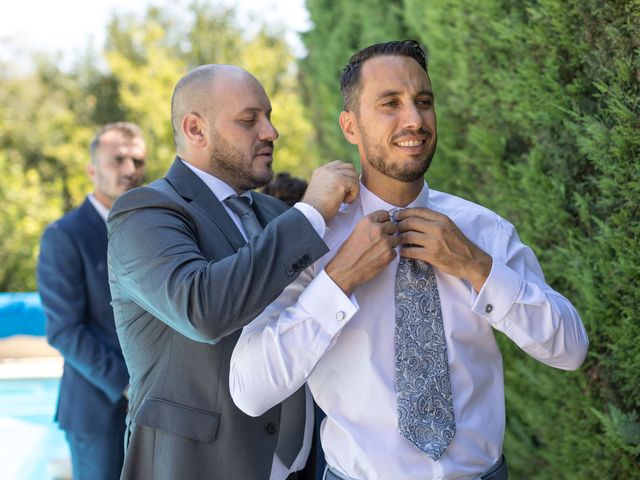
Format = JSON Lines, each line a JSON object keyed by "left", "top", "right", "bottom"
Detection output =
{"left": 255, "top": 142, "right": 274, "bottom": 158}
{"left": 393, "top": 136, "right": 430, "bottom": 154}
{"left": 395, "top": 139, "right": 425, "bottom": 148}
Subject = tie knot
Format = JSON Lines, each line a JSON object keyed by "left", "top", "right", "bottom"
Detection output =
{"left": 389, "top": 208, "right": 402, "bottom": 225}
{"left": 224, "top": 196, "right": 253, "bottom": 216}
{"left": 224, "top": 195, "right": 263, "bottom": 240}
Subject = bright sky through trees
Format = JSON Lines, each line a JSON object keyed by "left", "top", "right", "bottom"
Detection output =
{"left": 0, "top": 0, "right": 310, "bottom": 69}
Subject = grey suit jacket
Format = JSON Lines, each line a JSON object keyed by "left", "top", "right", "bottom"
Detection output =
{"left": 108, "top": 158, "right": 328, "bottom": 480}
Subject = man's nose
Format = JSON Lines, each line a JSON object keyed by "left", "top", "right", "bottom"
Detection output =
{"left": 121, "top": 157, "right": 136, "bottom": 175}
{"left": 259, "top": 119, "right": 279, "bottom": 142}
{"left": 401, "top": 104, "right": 423, "bottom": 131}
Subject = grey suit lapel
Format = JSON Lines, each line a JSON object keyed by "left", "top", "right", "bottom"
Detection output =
{"left": 165, "top": 158, "right": 246, "bottom": 251}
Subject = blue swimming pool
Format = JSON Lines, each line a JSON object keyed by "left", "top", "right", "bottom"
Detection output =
{"left": 0, "top": 294, "right": 70, "bottom": 479}
{"left": 0, "top": 376, "right": 69, "bottom": 480}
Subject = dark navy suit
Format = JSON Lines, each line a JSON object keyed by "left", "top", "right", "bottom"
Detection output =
{"left": 37, "top": 197, "right": 129, "bottom": 480}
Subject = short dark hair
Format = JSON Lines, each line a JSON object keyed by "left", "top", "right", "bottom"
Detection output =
{"left": 89, "top": 122, "right": 143, "bottom": 163}
{"left": 261, "top": 172, "right": 308, "bottom": 207}
{"left": 340, "top": 40, "right": 428, "bottom": 112}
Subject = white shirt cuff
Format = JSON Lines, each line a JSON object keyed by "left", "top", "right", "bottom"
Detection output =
{"left": 298, "top": 269, "right": 358, "bottom": 337}
{"left": 294, "top": 202, "right": 326, "bottom": 238}
{"left": 471, "top": 260, "right": 522, "bottom": 324}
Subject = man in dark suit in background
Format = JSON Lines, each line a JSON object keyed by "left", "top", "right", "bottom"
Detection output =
{"left": 107, "top": 64, "right": 358, "bottom": 480}
{"left": 37, "top": 122, "right": 147, "bottom": 480}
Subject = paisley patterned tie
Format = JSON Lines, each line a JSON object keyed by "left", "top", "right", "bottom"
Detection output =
{"left": 394, "top": 256, "right": 456, "bottom": 460}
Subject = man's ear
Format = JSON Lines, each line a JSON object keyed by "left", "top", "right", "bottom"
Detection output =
{"left": 339, "top": 110, "right": 360, "bottom": 145}
{"left": 86, "top": 162, "right": 96, "bottom": 181}
{"left": 181, "top": 113, "right": 207, "bottom": 147}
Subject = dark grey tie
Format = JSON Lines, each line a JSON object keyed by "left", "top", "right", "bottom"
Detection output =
{"left": 393, "top": 214, "right": 455, "bottom": 460}
{"left": 224, "top": 194, "right": 305, "bottom": 467}
{"left": 224, "top": 196, "right": 264, "bottom": 239}
{"left": 274, "top": 386, "right": 306, "bottom": 468}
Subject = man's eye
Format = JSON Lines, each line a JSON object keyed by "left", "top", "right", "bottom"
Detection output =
{"left": 417, "top": 98, "right": 433, "bottom": 108}
{"left": 240, "top": 118, "right": 256, "bottom": 124}
{"left": 133, "top": 159, "right": 145, "bottom": 168}
{"left": 382, "top": 101, "right": 398, "bottom": 108}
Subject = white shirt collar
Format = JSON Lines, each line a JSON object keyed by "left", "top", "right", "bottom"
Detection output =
{"left": 181, "top": 158, "right": 253, "bottom": 203}
{"left": 358, "top": 181, "right": 430, "bottom": 216}
{"left": 88, "top": 194, "right": 109, "bottom": 223}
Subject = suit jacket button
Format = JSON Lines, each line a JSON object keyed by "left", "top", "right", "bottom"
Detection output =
{"left": 266, "top": 422, "right": 278, "bottom": 434}
{"left": 285, "top": 267, "right": 294, "bottom": 277}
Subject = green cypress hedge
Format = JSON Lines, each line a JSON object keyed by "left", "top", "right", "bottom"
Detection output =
{"left": 301, "top": 0, "right": 639, "bottom": 477}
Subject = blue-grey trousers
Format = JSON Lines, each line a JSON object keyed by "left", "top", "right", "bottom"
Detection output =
{"left": 323, "top": 454, "right": 508, "bottom": 480}
{"left": 65, "top": 425, "right": 126, "bottom": 480}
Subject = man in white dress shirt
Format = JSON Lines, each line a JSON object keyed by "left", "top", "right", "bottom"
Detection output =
{"left": 230, "top": 41, "right": 589, "bottom": 480}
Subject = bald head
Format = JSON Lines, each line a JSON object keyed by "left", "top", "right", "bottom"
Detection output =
{"left": 171, "top": 64, "right": 257, "bottom": 151}
{"left": 168, "top": 64, "right": 278, "bottom": 190}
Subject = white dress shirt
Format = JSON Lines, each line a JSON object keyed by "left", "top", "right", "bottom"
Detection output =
{"left": 230, "top": 181, "right": 589, "bottom": 480}
{"left": 182, "top": 159, "right": 323, "bottom": 480}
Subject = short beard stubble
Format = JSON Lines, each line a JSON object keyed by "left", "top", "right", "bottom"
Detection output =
{"left": 359, "top": 123, "right": 436, "bottom": 183}
{"left": 209, "top": 128, "right": 274, "bottom": 191}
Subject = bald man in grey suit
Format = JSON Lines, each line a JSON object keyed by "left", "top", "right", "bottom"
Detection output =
{"left": 107, "top": 65, "right": 358, "bottom": 479}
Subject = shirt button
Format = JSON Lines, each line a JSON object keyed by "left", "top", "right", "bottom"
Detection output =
{"left": 485, "top": 304, "right": 493, "bottom": 314}
{"left": 266, "top": 422, "right": 278, "bottom": 434}
{"left": 336, "top": 311, "right": 346, "bottom": 322}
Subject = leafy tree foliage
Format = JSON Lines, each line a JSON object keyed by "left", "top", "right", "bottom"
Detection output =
{"left": 0, "top": 3, "right": 319, "bottom": 291}
{"left": 0, "top": 59, "right": 93, "bottom": 291}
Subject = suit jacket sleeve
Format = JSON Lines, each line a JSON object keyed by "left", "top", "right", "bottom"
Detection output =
{"left": 107, "top": 188, "right": 329, "bottom": 344}
{"left": 37, "top": 223, "right": 129, "bottom": 404}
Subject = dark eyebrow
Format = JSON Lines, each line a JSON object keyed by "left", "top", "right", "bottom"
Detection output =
{"left": 114, "top": 155, "right": 145, "bottom": 162}
{"left": 376, "top": 89, "right": 434, "bottom": 100}
{"left": 376, "top": 90, "right": 402, "bottom": 100}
